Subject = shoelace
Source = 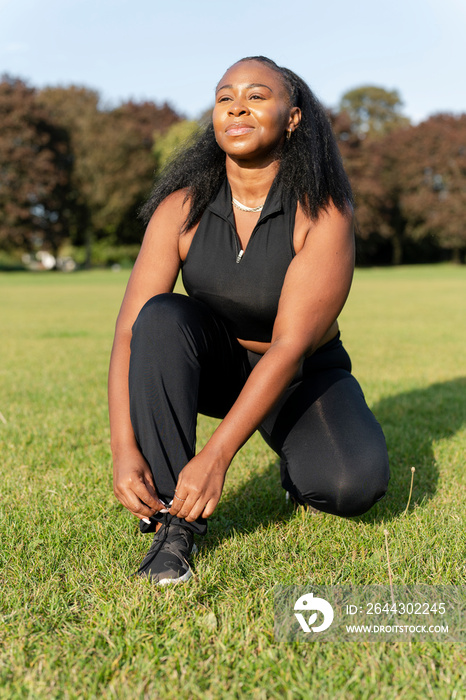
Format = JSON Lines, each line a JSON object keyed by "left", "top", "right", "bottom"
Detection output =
{"left": 136, "top": 513, "right": 174, "bottom": 575}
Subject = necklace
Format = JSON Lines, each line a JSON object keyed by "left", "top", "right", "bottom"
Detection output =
{"left": 232, "top": 197, "right": 264, "bottom": 213}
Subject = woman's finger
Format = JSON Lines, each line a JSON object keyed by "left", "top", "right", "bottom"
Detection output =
{"left": 123, "top": 491, "right": 157, "bottom": 520}
{"left": 131, "top": 479, "right": 163, "bottom": 511}
{"left": 184, "top": 498, "right": 211, "bottom": 522}
{"left": 143, "top": 474, "right": 158, "bottom": 499}
{"left": 172, "top": 488, "right": 203, "bottom": 520}
{"left": 177, "top": 489, "right": 219, "bottom": 522}
{"left": 201, "top": 498, "right": 217, "bottom": 519}
{"left": 169, "top": 491, "right": 188, "bottom": 516}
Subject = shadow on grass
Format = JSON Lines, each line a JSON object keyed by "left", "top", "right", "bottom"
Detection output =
{"left": 363, "top": 376, "right": 466, "bottom": 523}
{"left": 207, "top": 377, "right": 466, "bottom": 543}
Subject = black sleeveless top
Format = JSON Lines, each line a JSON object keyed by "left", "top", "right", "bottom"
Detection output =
{"left": 181, "top": 178, "right": 297, "bottom": 342}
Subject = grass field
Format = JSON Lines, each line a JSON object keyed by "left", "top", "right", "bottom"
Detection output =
{"left": 1, "top": 265, "right": 465, "bottom": 699}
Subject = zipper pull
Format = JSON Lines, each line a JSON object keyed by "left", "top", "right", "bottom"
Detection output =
{"left": 236, "top": 249, "right": 244, "bottom": 264}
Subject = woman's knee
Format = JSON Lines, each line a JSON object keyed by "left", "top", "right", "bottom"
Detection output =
{"left": 291, "top": 453, "right": 390, "bottom": 518}
{"left": 132, "top": 293, "right": 194, "bottom": 338}
{"left": 130, "top": 294, "right": 201, "bottom": 372}
{"left": 327, "top": 470, "right": 389, "bottom": 517}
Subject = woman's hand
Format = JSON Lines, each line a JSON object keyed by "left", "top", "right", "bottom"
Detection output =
{"left": 113, "top": 447, "right": 166, "bottom": 522}
{"left": 169, "top": 448, "right": 228, "bottom": 522}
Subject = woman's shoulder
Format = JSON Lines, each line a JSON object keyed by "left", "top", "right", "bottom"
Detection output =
{"left": 148, "top": 188, "right": 192, "bottom": 225}
{"left": 293, "top": 198, "right": 353, "bottom": 254}
{"left": 295, "top": 198, "right": 353, "bottom": 230}
{"left": 141, "top": 189, "right": 195, "bottom": 245}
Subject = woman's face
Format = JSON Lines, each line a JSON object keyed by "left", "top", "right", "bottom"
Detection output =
{"left": 212, "top": 60, "right": 300, "bottom": 163}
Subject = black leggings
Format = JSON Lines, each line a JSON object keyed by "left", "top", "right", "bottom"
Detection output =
{"left": 129, "top": 293, "right": 389, "bottom": 535}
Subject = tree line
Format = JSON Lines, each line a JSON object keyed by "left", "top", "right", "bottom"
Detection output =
{"left": 1, "top": 76, "right": 465, "bottom": 267}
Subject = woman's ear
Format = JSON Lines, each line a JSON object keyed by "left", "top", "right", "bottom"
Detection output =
{"left": 288, "top": 107, "right": 302, "bottom": 133}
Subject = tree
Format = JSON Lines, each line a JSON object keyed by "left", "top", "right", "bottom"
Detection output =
{"left": 339, "top": 86, "right": 409, "bottom": 138}
{"left": 397, "top": 114, "right": 466, "bottom": 262}
{"left": 341, "top": 113, "right": 466, "bottom": 265}
{"left": 152, "top": 120, "right": 201, "bottom": 173}
{"left": 38, "top": 88, "right": 182, "bottom": 263}
{"left": 37, "top": 86, "right": 99, "bottom": 260}
{"left": 329, "top": 109, "right": 390, "bottom": 264}
{"left": 332, "top": 104, "right": 419, "bottom": 265}
{"left": 0, "top": 76, "right": 72, "bottom": 256}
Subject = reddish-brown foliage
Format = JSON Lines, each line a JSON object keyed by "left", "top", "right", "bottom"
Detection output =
{"left": 0, "top": 76, "right": 72, "bottom": 254}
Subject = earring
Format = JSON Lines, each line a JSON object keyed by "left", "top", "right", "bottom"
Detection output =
{"left": 286, "top": 129, "right": 292, "bottom": 140}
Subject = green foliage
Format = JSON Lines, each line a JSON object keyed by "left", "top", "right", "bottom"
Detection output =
{"left": 152, "top": 119, "right": 202, "bottom": 173}
{"left": 339, "top": 85, "right": 410, "bottom": 137}
{"left": 0, "top": 268, "right": 465, "bottom": 698}
{"left": 67, "top": 241, "right": 140, "bottom": 268}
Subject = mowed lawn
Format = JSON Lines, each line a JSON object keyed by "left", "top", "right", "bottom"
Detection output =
{"left": 0, "top": 266, "right": 465, "bottom": 699}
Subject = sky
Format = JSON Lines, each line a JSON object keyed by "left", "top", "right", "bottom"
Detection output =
{"left": 1, "top": 0, "right": 465, "bottom": 123}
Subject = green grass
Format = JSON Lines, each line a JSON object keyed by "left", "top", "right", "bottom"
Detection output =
{"left": 1, "top": 265, "right": 465, "bottom": 699}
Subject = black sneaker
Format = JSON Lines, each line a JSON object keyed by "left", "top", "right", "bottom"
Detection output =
{"left": 136, "top": 515, "right": 197, "bottom": 585}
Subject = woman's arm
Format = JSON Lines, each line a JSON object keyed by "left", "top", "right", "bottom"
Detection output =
{"left": 170, "top": 202, "right": 355, "bottom": 522}
{"left": 108, "top": 191, "right": 188, "bottom": 522}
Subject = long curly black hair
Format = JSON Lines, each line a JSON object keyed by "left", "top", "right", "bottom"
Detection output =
{"left": 140, "top": 56, "right": 353, "bottom": 230}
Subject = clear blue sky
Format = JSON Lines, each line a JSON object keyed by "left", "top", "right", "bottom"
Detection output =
{"left": 1, "top": 0, "right": 465, "bottom": 123}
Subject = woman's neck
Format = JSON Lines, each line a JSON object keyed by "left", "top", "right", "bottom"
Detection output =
{"left": 225, "top": 155, "right": 279, "bottom": 208}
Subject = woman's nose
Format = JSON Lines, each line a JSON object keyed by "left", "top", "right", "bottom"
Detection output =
{"left": 228, "top": 100, "right": 249, "bottom": 116}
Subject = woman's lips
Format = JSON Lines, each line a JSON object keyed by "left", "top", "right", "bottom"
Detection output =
{"left": 225, "top": 124, "right": 254, "bottom": 136}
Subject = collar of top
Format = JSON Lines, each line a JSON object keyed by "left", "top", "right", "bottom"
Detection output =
{"left": 207, "top": 178, "right": 283, "bottom": 225}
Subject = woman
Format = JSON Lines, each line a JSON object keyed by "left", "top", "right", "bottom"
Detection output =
{"left": 108, "top": 56, "right": 389, "bottom": 586}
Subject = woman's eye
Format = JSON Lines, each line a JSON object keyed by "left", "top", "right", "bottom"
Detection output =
{"left": 249, "top": 94, "right": 265, "bottom": 100}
